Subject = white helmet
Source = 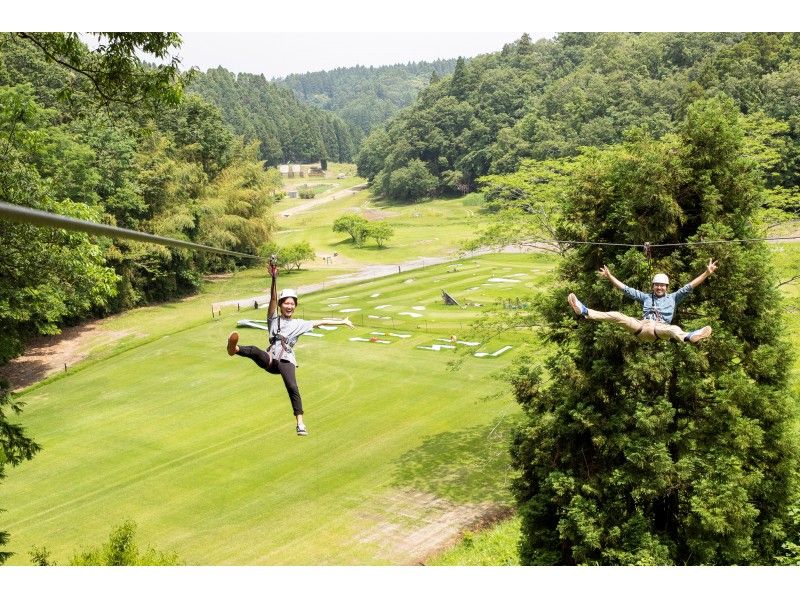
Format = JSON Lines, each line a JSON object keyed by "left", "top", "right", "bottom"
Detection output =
{"left": 652, "top": 273, "right": 669, "bottom": 285}
{"left": 278, "top": 288, "right": 298, "bottom": 303}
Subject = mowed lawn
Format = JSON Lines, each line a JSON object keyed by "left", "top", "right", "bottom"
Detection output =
{"left": 276, "top": 189, "right": 486, "bottom": 268}
{"left": 0, "top": 253, "right": 553, "bottom": 565}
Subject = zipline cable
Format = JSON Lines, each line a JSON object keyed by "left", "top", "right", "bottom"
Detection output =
{"left": 3, "top": 200, "right": 798, "bottom": 256}
{"left": 526, "top": 235, "right": 800, "bottom": 248}
{"left": 0, "top": 201, "right": 261, "bottom": 260}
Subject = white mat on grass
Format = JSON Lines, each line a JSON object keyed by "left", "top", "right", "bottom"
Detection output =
{"left": 474, "top": 346, "right": 513, "bottom": 357}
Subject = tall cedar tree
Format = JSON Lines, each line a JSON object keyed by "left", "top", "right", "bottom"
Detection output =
{"left": 510, "top": 97, "right": 798, "bottom": 565}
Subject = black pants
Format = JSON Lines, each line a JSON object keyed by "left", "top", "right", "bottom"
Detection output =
{"left": 237, "top": 345, "right": 304, "bottom": 416}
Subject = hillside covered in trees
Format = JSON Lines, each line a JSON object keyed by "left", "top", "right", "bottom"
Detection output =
{"left": 0, "top": 33, "right": 279, "bottom": 366}
{"left": 188, "top": 67, "right": 360, "bottom": 166}
{"left": 358, "top": 32, "right": 800, "bottom": 208}
{"left": 273, "top": 59, "right": 459, "bottom": 138}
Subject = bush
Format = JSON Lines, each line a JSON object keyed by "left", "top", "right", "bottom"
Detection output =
{"left": 30, "top": 521, "right": 181, "bottom": 566}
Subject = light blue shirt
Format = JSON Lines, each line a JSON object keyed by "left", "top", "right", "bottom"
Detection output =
{"left": 621, "top": 284, "right": 693, "bottom": 324}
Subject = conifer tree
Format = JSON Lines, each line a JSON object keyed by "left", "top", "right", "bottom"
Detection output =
{"left": 511, "top": 97, "right": 798, "bottom": 565}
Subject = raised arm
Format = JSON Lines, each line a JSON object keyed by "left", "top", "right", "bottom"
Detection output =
{"left": 598, "top": 265, "right": 626, "bottom": 291}
{"left": 311, "top": 317, "right": 354, "bottom": 329}
{"left": 688, "top": 258, "right": 718, "bottom": 289}
{"left": 267, "top": 257, "right": 278, "bottom": 318}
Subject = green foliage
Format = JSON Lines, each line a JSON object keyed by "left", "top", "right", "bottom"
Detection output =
{"left": 366, "top": 221, "right": 395, "bottom": 248}
{"left": 0, "top": 380, "right": 41, "bottom": 563}
{"left": 260, "top": 241, "right": 316, "bottom": 272}
{"left": 332, "top": 213, "right": 370, "bottom": 245}
{"left": 377, "top": 158, "right": 438, "bottom": 202}
{"left": 362, "top": 32, "right": 800, "bottom": 206}
{"left": 428, "top": 516, "right": 521, "bottom": 566}
{"left": 467, "top": 158, "right": 576, "bottom": 254}
{"left": 275, "top": 58, "right": 458, "bottom": 137}
{"left": 0, "top": 84, "right": 120, "bottom": 362}
{"left": 776, "top": 502, "right": 800, "bottom": 565}
{"left": 66, "top": 521, "right": 180, "bottom": 566}
{"left": 188, "top": 67, "right": 358, "bottom": 165}
{"left": 511, "top": 98, "right": 798, "bottom": 565}
{"left": 356, "top": 127, "right": 390, "bottom": 181}
{"left": 298, "top": 186, "right": 316, "bottom": 199}
{"left": 13, "top": 32, "right": 186, "bottom": 110}
{"left": 28, "top": 545, "right": 54, "bottom": 565}
{"left": 0, "top": 36, "right": 281, "bottom": 353}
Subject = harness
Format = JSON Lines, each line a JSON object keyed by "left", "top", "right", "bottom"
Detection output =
{"left": 635, "top": 293, "right": 666, "bottom": 339}
{"left": 269, "top": 316, "right": 290, "bottom": 361}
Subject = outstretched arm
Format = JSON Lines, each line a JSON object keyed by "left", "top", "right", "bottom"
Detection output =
{"left": 688, "top": 258, "right": 718, "bottom": 289}
{"left": 311, "top": 318, "right": 354, "bottom": 329}
{"left": 598, "top": 265, "right": 626, "bottom": 291}
{"left": 267, "top": 259, "right": 278, "bottom": 319}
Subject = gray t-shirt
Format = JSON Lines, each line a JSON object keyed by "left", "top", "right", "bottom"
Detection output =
{"left": 267, "top": 316, "right": 313, "bottom": 366}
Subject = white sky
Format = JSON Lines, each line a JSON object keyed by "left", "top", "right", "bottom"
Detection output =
{"left": 9, "top": 1, "right": 798, "bottom": 79}
{"left": 175, "top": 32, "right": 535, "bottom": 78}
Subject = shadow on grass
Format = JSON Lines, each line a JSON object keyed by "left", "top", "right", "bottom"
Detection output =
{"left": 392, "top": 413, "right": 522, "bottom": 505}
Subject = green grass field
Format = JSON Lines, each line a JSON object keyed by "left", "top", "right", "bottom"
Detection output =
{"left": 277, "top": 188, "right": 486, "bottom": 268}
{"left": 0, "top": 253, "right": 552, "bottom": 565}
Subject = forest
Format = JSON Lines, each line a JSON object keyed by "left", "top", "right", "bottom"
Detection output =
{"left": 273, "top": 58, "right": 458, "bottom": 137}
{"left": 358, "top": 32, "right": 800, "bottom": 215}
{"left": 0, "top": 33, "right": 280, "bottom": 365}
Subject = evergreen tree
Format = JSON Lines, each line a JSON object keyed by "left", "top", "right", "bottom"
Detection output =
{"left": 449, "top": 57, "right": 469, "bottom": 101}
{"left": 511, "top": 97, "right": 798, "bottom": 565}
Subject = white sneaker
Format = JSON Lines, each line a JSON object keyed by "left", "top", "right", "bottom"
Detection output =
{"left": 568, "top": 293, "right": 588, "bottom": 317}
{"left": 296, "top": 424, "right": 308, "bottom": 436}
{"left": 686, "top": 326, "right": 712, "bottom": 343}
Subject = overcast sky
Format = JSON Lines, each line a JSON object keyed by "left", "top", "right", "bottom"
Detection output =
{"left": 9, "top": 1, "right": 795, "bottom": 80}
{"left": 175, "top": 32, "right": 537, "bottom": 79}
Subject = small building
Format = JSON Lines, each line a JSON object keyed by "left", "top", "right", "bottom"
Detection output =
{"left": 287, "top": 190, "right": 298, "bottom": 199}
{"left": 278, "top": 164, "right": 305, "bottom": 178}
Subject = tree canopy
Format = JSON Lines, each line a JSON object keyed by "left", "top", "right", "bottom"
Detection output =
{"left": 188, "top": 67, "right": 359, "bottom": 165}
{"left": 510, "top": 97, "right": 798, "bottom": 565}
{"left": 359, "top": 33, "right": 800, "bottom": 208}
{"left": 274, "top": 58, "right": 458, "bottom": 137}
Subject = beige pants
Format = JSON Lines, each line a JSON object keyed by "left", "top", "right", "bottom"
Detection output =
{"left": 586, "top": 309, "right": 687, "bottom": 342}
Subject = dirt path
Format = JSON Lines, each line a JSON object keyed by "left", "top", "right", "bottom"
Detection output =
{"left": 354, "top": 490, "right": 513, "bottom": 564}
{"left": 0, "top": 320, "right": 134, "bottom": 391}
{"left": 279, "top": 183, "right": 368, "bottom": 217}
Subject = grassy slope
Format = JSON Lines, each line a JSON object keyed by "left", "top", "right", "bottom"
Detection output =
{"left": 277, "top": 190, "right": 483, "bottom": 267}
{"left": 0, "top": 252, "right": 551, "bottom": 565}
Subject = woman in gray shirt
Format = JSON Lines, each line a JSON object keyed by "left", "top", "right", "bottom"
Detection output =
{"left": 226, "top": 263, "right": 353, "bottom": 436}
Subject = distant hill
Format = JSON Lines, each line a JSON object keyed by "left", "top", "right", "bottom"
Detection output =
{"left": 273, "top": 59, "right": 459, "bottom": 138}
{"left": 358, "top": 32, "right": 800, "bottom": 198}
{"left": 189, "top": 67, "right": 359, "bottom": 166}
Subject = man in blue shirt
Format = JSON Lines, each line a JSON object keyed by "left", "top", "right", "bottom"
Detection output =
{"left": 568, "top": 258, "right": 718, "bottom": 343}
